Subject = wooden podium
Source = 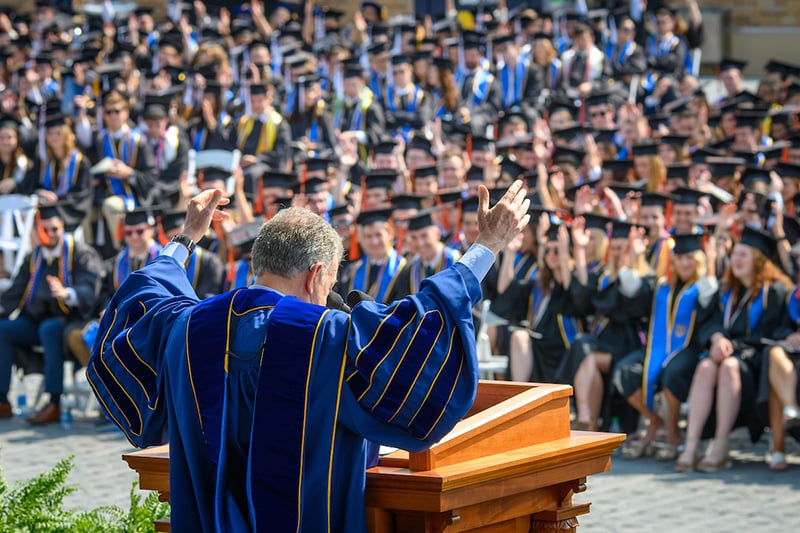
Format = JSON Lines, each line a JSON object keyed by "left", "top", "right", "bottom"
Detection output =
{"left": 123, "top": 381, "right": 624, "bottom": 532}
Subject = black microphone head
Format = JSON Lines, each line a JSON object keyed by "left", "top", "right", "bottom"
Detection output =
{"left": 347, "top": 290, "right": 375, "bottom": 309}
{"left": 326, "top": 292, "right": 350, "bottom": 312}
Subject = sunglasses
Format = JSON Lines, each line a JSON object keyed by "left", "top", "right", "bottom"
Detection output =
{"left": 590, "top": 110, "right": 607, "bottom": 118}
{"left": 544, "top": 247, "right": 560, "bottom": 255}
{"left": 124, "top": 228, "right": 146, "bottom": 237}
{"left": 331, "top": 220, "right": 352, "bottom": 229}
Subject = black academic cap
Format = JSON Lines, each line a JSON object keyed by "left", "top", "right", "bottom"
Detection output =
{"left": 710, "top": 137, "right": 736, "bottom": 151}
{"left": 38, "top": 203, "right": 66, "bottom": 221}
{"left": 672, "top": 233, "right": 703, "bottom": 255}
{"left": 249, "top": 84, "right": 269, "bottom": 96}
{"left": 465, "top": 166, "right": 485, "bottom": 183}
{"left": 666, "top": 164, "right": 691, "bottom": 182}
{"left": 491, "top": 33, "right": 515, "bottom": 46}
{"left": 356, "top": 207, "right": 393, "bottom": 226}
{"left": 671, "top": 186, "right": 704, "bottom": 205}
{"left": 784, "top": 217, "right": 800, "bottom": 245}
{"left": 545, "top": 221, "right": 566, "bottom": 243}
{"left": 552, "top": 124, "right": 588, "bottom": 143}
{"left": 408, "top": 133, "right": 432, "bottom": 153}
{"left": 437, "top": 189, "right": 466, "bottom": 205}
{"left": 291, "top": 176, "right": 329, "bottom": 195}
{"left": 498, "top": 158, "right": 527, "bottom": 179}
{"left": 43, "top": 113, "right": 67, "bottom": 129}
{"left": 762, "top": 141, "right": 789, "bottom": 161}
{"left": 124, "top": 208, "right": 155, "bottom": 227}
{"left": 298, "top": 73, "right": 323, "bottom": 87}
{"left": 787, "top": 83, "right": 800, "bottom": 99}
{"left": 764, "top": 59, "right": 800, "bottom": 79}
{"left": 660, "top": 135, "right": 689, "bottom": 148}
{"left": 160, "top": 210, "right": 187, "bottom": 233}
{"left": 594, "top": 129, "right": 619, "bottom": 145}
{"left": 607, "top": 181, "right": 645, "bottom": 198}
{"left": 776, "top": 162, "right": 800, "bottom": 179}
{"left": 460, "top": 196, "right": 480, "bottom": 214}
{"left": 648, "top": 114, "right": 670, "bottom": 131}
{"left": 609, "top": 220, "right": 639, "bottom": 240}
{"left": 740, "top": 167, "right": 772, "bottom": 189}
{"left": 343, "top": 63, "right": 364, "bottom": 79}
{"left": 586, "top": 90, "right": 613, "bottom": 108}
{"left": 471, "top": 136, "right": 493, "bottom": 152}
{"left": 632, "top": 142, "right": 659, "bottom": 157}
{"left": 735, "top": 111, "right": 764, "bottom": 129}
{"left": 390, "top": 54, "right": 412, "bottom": 66}
{"left": 0, "top": 114, "right": 21, "bottom": 130}
{"left": 406, "top": 209, "right": 437, "bottom": 231}
{"left": 739, "top": 226, "right": 777, "bottom": 257}
{"left": 707, "top": 157, "right": 745, "bottom": 177}
{"left": 432, "top": 56, "right": 454, "bottom": 72}
{"left": 581, "top": 213, "right": 614, "bottom": 232}
{"left": 719, "top": 58, "right": 747, "bottom": 72}
{"left": 142, "top": 104, "right": 167, "bottom": 120}
{"left": 461, "top": 30, "right": 485, "bottom": 50}
{"left": 364, "top": 169, "right": 398, "bottom": 190}
{"left": 413, "top": 165, "right": 438, "bottom": 181}
{"left": 305, "top": 157, "right": 337, "bottom": 174}
{"left": 261, "top": 170, "right": 295, "bottom": 189}
{"left": 552, "top": 146, "right": 585, "bottom": 167}
{"left": 641, "top": 191, "right": 675, "bottom": 208}
{"left": 229, "top": 221, "right": 262, "bottom": 253}
{"left": 367, "top": 41, "right": 389, "bottom": 55}
{"left": 565, "top": 181, "right": 599, "bottom": 201}
{"left": 372, "top": 138, "right": 397, "bottom": 155}
{"left": 391, "top": 193, "right": 425, "bottom": 211}
{"left": 329, "top": 203, "right": 352, "bottom": 219}
{"left": 488, "top": 187, "right": 509, "bottom": 204}
{"left": 602, "top": 159, "right": 633, "bottom": 175}
{"left": 548, "top": 95, "right": 578, "bottom": 117}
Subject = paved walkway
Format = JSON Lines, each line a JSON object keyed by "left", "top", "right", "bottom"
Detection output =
{"left": 1, "top": 412, "right": 798, "bottom": 530}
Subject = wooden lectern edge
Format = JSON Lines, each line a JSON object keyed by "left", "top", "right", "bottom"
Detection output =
{"left": 439, "top": 382, "right": 573, "bottom": 445}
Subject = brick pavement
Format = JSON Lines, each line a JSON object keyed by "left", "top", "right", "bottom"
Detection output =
{"left": 1, "top": 411, "right": 798, "bottom": 529}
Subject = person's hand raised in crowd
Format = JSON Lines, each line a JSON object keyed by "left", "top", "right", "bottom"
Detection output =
{"left": 627, "top": 226, "right": 647, "bottom": 267}
{"left": 353, "top": 10, "right": 367, "bottom": 33}
{"left": 474, "top": 180, "right": 531, "bottom": 255}
{"left": 704, "top": 232, "right": 717, "bottom": 277}
{"left": 573, "top": 185, "right": 595, "bottom": 215}
{"left": 183, "top": 189, "right": 231, "bottom": 243}
{"left": 556, "top": 224, "right": 570, "bottom": 258}
{"left": 336, "top": 131, "right": 358, "bottom": 168}
{"left": 537, "top": 212, "right": 550, "bottom": 244}
{"left": 571, "top": 216, "right": 590, "bottom": 250}
{"left": 201, "top": 97, "right": 217, "bottom": 130}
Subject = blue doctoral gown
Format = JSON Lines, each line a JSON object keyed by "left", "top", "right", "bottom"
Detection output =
{"left": 87, "top": 254, "right": 482, "bottom": 532}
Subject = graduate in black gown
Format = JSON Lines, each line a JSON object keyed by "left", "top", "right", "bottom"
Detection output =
{"left": 676, "top": 228, "right": 793, "bottom": 472}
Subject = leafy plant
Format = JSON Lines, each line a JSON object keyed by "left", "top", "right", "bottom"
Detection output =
{"left": 0, "top": 455, "right": 169, "bottom": 532}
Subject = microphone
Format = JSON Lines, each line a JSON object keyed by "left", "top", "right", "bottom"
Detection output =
{"left": 347, "top": 290, "right": 375, "bottom": 309}
{"left": 326, "top": 292, "right": 351, "bottom": 313}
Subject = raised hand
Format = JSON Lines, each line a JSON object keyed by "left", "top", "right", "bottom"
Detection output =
{"left": 183, "top": 189, "right": 232, "bottom": 243}
{"left": 571, "top": 216, "right": 591, "bottom": 249}
{"left": 475, "top": 180, "right": 531, "bottom": 255}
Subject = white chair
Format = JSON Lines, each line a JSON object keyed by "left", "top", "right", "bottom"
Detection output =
{"left": 0, "top": 194, "right": 38, "bottom": 290}
{"left": 474, "top": 299, "right": 509, "bottom": 380}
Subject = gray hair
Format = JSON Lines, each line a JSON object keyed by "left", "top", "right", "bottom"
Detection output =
{"left": 251, "top": 207, "right": 343, "bottom": 278}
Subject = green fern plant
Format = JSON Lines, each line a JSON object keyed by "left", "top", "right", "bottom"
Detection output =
{"left": 0, "top": 455, "right": 170, "bottom": 533}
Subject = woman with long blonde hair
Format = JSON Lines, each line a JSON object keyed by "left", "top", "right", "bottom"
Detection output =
{"left": 20, "top": 115, "right": 93, "bottom": 232}
{"left": 676, "top": 228, "right": 793, "bottom": 471}
{"left": 613, "top": 233, "right": 719, "bottom": 460}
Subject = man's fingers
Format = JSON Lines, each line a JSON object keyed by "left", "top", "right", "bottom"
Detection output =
{"left": 502, "top": 180, "right": 524, "bottom": 205}
{"left": 477, "top": 184, "right": 490, "bottom": 217}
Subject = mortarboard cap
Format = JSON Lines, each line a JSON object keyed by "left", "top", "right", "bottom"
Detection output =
{"left": 261, "top": 170, "right": 295, "bottom": 189}
{"left": 229, "top": 221, "right": 263, "bottom": 253}
{"left": 740, "top": 167, "right": 772, "bottom": 189}
{"left": 329, "top": 203, "right": 352, "bottom": 218}
{"left": 391, "top": 193, "right": 425, "bottom": 211}
{"left": 364, "top": 169, "right": 398, "bottom": 190}
{"left": 437, "top": 189, "right": 466, "bottom": 205}
{"left": 356, "top": 207, "right": 393, "bottom": 226}
{"left": 671, "top": 186, "right": 704, "bottom": 205}
{"left": 640, "top": 191, "right": 675, "bottom": 208}
{"left": 460, "top": 196, "right": 480, "bottom": 214}
{"left": 707, "top": 157, "right": 745, "bottom": 177}
{"left": 552, "top": 146, "right": 585, "bottom": 167}
{"left": 38, "top": 203, "right": 66, "bottom": 221}
{"left": 43, "top": 113, "right": 67, "bottom": 129}
{"left": 408, "top": 133, "right": 432, "bottom": 153}
{"left": 581, "top": 213, "right": 614, "bottom": 232}
{"left": 413, "top": 165, "right": 438, "bottom": 181}
{"left": 739, "top": 226, "right": 777, "bottom": 258}
{"left": 390, "top": 54, "right": 412, "bottom": 66}
{"left": 498, "top": 158, "right": 527, "bottom": 179}
{"left": 602, "top": 159, "right": 633, "bottom": 175}
{"left": 465, "top": 166, "right": 485, "bottom": 183}
{"left": 610, "top": 220, "right": 640, "bottom": 240}
{"left": 776, "top": 162, "right": 800, "bottom": 179}
{"left": 305, "top": 157, "right": 337, "bottom": 174}
{"left": 372, "top": 138, "right": 397, "bottom": 155}
{"left": 672, "top": 233, "right": 703, "bottom": 255}
{"left": 632, "top": 142, "right": 659, "bottom": 157}
{"left": 719, "top": 58, "right": 747, "bottom": 73}
{"left": 124, "top": 208, "right": 155, "bottom": 227}
{"left": 291, "top": 176, "right": 329, "bottom": 195}
{"left": 406, "top": 209, "right": 437, "bottom": 231}
{"left": 660, "top": 135, "right": 690, "bottom": 148}
{"left": 666, "top": 164, "right": 691, "bottom": 182}
{"left": 160, "top": 210, "right": 187, "bottom": 233}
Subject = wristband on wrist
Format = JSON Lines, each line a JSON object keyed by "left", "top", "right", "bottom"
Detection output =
{"left": 171, "top": 234, "right": 197, "bottom": 255}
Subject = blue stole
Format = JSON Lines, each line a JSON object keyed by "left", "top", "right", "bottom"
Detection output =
{"left": 385, "top": 84, "right": 420, "bottom": 142}
{"left": 102, "top": 129, "right": 141, "bottom": 208}
{"left": 500, "top": 59, "right": 529, "bottom": 107}
{"left": 513, "top": 252, "right": 537, "bottom": 280}
{"left": 369, "top": 71, "right": 384, "bottom": 100}
{"left": 114, "top": 242, "right": 162, "bottom": 289}
{"left": 350, "top": 249, "right": 406, "bottom": 303}
{"left": 467, "top": 68, "right": 493, "bottom": 109}
{"left": 409, "top": 248, "right": 458, "bottom": 294}
{"left": 41, "top": 150, "right": 81, "bottom": 196}
{"left": 642, "top": 281, "right": 699, "bottom": 410}
{"left": 528, "top": 281, "right": 579, "bottom": 348}
{"left": 789, "top": 290, "right": 800, "bottom": 324}
{"left": 232, "top": 259, "right": 254, "bottom": 290}
{"left": 192, "top": 128, "right": 207, "bottom": 151}
{"left": 19, "top": 235, "right": 75, "bottom": 316}
{"left": 647, "top": 34, "right": 678, "bottom": 57}
{"left": 185, "top": 247, "right": 203, "bottom": 289}
{"left": 720, "top": 284, "right": 767, "bottom": 335}
{"left": 549, "top": 59, "right": 561, "bottom": 90}
{"left": 185, "top": 288, "right": 329, "bottom": 531}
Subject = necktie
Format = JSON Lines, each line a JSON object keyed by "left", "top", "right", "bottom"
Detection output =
{"left": 367, "top": 263, "right": 380, "bottom": 287}
{"left": 424, "top": 264, "right": 434, "bottom": 278}
{"left": 399, "top": 94, "right": 408, "bottom": 110}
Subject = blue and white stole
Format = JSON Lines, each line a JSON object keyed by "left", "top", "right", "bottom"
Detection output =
{"left": 409, "top": 247, "right": 458, "bottom": 294}
{"left": 385, "top": 84, "right": 421, "bottom": 142}
{"left": 591, "top": 265, "right": 613, "bottom": 336}
{"left": 513, "top": 252, "right": 538, "bottom": 280}
{"left": 647, "top": 34, "right": 679, "bottom": 58}
{"left": 102, "top": 128, "right": 141, "bottom": 209}
{"left": 528, "top": 280, "right": 579, "bottom": 347}
{"left": 720, "top": 284, "right": 767, "bottom": 336}
{"left": 467, "top": 68, "right": 494, "bottom": 111}
{"left": 607, "top": 41, "right": 636, "bottom": 67}
{"left": 18, "top": 235, "right": 75, "bottom": 315}
{"left": 232, "top": 259, "right": 254, "bottom": 290}
{"left": 114, "top": 241, "right": 162, "bottom": 289}
{"left": 41, "top": 150, "right": 82, "bottom": 196}
{"left": 500, "top": 58, "right": 530, "bottom": 107}
{"left": 549, "top": 58, "right": 561, "bottom": 90}
{"left": 185, "top": 247, "right": 204, "bottom": 289}
{"left": 642, "top": 280, "right": 699, "bottom": 410}
{"left": 350, "top": 249, "right": 406, "bottom": 303}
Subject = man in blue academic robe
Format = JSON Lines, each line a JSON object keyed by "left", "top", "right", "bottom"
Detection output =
{"left": 87, "top": 181, "right": 530, "bottom": 532}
